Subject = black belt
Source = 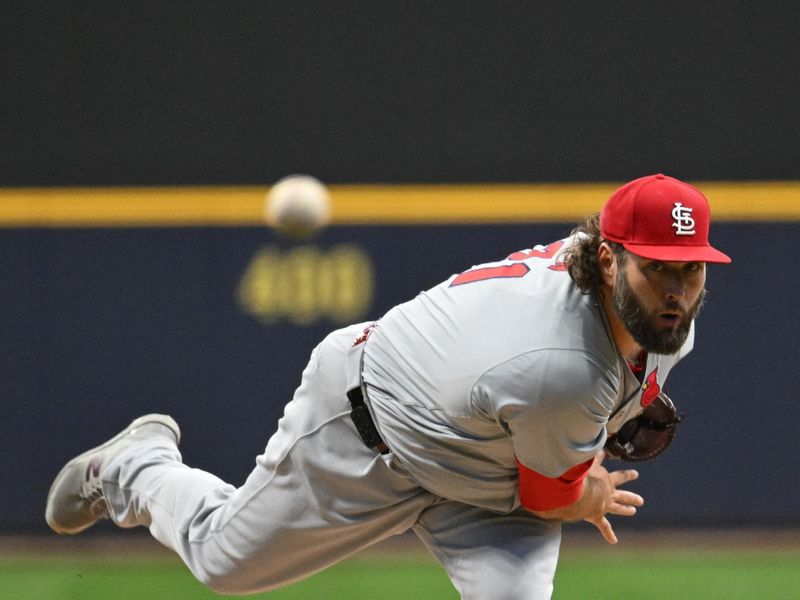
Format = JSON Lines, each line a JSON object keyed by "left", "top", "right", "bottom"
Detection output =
{"left": 347, "top": 386, "right": 390, "bottom": 454}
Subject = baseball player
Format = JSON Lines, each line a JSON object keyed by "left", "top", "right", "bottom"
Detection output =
{"left": 46, "top": 174, "right": 730, "bottom": 600}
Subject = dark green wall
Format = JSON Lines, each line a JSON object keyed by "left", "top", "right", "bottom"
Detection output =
{"left": 3, "top": 2, "right": 799, "bottom": 186}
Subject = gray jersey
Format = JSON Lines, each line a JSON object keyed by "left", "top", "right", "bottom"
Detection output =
{"left": 362, "top": 235, "right": 693, "bottom": 513}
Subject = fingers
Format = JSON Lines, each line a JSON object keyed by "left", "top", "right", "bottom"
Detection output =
{"left": 586, "top": 515, "right": 618, "bottom": 544}
{"left": 606, "top": 486, "right": 645, "bottom": 516}
{"left": 584, "top": 467, "right": 644, "bottom": 544}
{"left": 600, "top": 517, "right": 618, "bottom": 544}
{"left": 607, "top": 501, "right": 640, "bottom": 517}
{"left": 609, "top": 468, "right": 639, "bottom": 487}
{"left": 615, "top": 489, "right": 644, "bottom": 508}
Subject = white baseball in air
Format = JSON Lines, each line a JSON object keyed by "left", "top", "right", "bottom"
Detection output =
{"left": 265, "top": 174, "right": 331, "bottom": 237}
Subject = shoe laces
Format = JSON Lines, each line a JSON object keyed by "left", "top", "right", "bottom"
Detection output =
{"left": 82, "top": 457, "right": 109, "bottom": 519}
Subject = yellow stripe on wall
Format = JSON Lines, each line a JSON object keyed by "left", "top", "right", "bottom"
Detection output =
{"left": 0, "top": 182, "right": 799, "bottom": 227}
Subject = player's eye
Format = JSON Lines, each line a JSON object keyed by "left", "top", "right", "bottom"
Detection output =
{"left": 683, "top": 262, "right": 703, "bottom": 273}
{"left": 647, "top": 261, "right": 665, "bottom": 272}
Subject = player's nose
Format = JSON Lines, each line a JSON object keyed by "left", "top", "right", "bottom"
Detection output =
{"left": 661, "top": 272, "right": 686, "bottom": 301}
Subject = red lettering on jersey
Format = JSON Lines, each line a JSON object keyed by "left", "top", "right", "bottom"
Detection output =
{"left": 506, "top": 240, "right": 564, "bottom": 261}
{"left": 450, "top": 263, "right": 530, "bottom": 286}
{"left": 450, "top": 240, "right": 568, "bottom": 287}
{"left": 641, "top": 368, "right": 661, "bottom": 408}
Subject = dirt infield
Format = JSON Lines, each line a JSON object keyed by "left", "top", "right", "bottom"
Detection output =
{"left": 560, "top": 526, "right": 800, "bottom": 555}
{"left": 4, "top": 526, "right": 800, "bottom": 561}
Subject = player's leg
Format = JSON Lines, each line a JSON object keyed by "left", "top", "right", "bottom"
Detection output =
{"left": 45, "top": 413, "right": 183, "bottom": 535}
{"left": 46, "top": 323, "right": 436, "bottom": 594}
{"left": 413, "top": 501, "right": 562, "bottom": 600}
{"left": 108, "top": 407, "right": 433, "bottom": 594}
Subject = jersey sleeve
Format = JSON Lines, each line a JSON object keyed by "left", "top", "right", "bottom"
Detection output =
{"left": 474, "top": 348, "right": 618, "bottom": 480}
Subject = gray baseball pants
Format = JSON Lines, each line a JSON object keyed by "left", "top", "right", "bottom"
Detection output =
{"left": 102, "top": 323, "right": 562, "bottom": 599}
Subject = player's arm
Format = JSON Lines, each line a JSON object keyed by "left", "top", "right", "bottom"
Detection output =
{"left": 482, "top": 349, "right": 642, "bottom": 542}
{"left": 495, "top": 352, "right": 642, "bottom": 543}
{"left": 520, "top": 451, "right": 643, "bottom": 544}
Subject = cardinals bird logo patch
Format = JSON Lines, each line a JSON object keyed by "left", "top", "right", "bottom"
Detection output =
{"left": 641, "top": 369, "right": 661, "bottom": 408}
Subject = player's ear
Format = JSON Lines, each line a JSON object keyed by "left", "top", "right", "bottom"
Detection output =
{"left": 597, "top": 242, "right": 617, "bottom": 287}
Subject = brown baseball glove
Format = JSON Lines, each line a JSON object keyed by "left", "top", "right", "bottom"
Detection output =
{"left": 604, "top": 392, "right": 683, "bottom": 462}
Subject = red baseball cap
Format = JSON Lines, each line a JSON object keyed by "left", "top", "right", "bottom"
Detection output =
{"left": 600, "top": 174, "right": 731, "bottom": 264}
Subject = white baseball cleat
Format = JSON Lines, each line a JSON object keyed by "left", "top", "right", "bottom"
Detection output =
{"left": 45, "top": 414, "right": 181, "bottom": 535}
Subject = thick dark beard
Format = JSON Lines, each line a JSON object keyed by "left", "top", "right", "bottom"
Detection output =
{"left": 612, "top": 269, "right": 706, "bottom": 355}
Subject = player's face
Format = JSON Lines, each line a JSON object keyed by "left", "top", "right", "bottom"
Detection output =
{"left": 612, "top": 253, "right": 707, "bottom": 355}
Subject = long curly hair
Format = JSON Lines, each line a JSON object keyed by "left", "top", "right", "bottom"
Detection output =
{"left": 563, "top": 213, "right": 626, "bottom": 296}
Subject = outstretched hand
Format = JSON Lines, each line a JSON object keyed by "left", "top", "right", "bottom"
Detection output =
{"left": 582, "top": 451, "right": 643, "bottom": 544}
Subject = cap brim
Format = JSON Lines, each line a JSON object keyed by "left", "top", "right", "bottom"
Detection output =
{"left": 623, "top": 243, "right": 731, "bottom": 264}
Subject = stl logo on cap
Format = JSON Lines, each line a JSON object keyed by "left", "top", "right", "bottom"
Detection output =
{"left": 671, "top": 203, "right": 696, "bottom": 236}
{"left": 599, "top": 173, "right": 732, "bottom": 264}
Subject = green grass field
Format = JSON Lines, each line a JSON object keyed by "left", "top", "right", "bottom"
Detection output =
{"left": 3, "top": 532, "right": 800, "bottom": 599}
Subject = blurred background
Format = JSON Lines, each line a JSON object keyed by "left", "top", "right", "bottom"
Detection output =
{"left": 2, "top": 0, "right": 799, "bottom": 544}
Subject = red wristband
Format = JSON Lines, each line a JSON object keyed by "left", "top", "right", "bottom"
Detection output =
{"left": 516, "top": 457, "right": 593, "bottom": 511}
